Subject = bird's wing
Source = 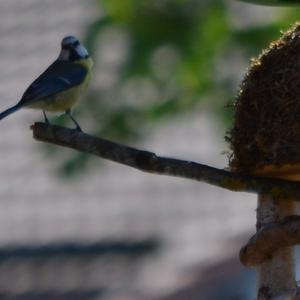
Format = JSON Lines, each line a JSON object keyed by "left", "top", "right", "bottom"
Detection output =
{"left": 18, "top": 60, "right": 87, "bottom": 106}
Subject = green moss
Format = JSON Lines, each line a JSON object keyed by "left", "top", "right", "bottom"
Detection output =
{"left": 228, "top": 23, "right": 300, "bottom": 173}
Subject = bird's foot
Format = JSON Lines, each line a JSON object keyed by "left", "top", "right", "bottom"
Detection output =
{"left": 43, "top": 111, "right": 50, "bottom": 124}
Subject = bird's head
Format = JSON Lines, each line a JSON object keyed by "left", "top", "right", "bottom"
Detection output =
{"left": 58, "top": 35, "right": 89, "bottom": 62}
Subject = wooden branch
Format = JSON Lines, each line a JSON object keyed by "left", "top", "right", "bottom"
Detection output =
{"left": 240, "top": 215, "right": 300, "bottom": 267}
{"left": 31, "top": 122, "right": 300, "bottom": 199}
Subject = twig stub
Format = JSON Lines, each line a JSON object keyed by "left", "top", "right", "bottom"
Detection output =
{"left": 240, "top": 215, "right": 300, "bottom": 267}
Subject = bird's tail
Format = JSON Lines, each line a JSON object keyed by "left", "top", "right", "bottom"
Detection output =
{"left": 0, "top": 105, "right": 21, "bottom": 120}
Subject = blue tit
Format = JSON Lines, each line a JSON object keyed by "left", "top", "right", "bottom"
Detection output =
{"left": 0, "top": 35, "right": 93, "bottom": 131}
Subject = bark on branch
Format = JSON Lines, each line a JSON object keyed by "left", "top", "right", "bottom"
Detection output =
{"left": 240, "top": 215, "right": 300, "bottom": 267}
{"left": 31, "top": 122, "right": 300, "bottom": 199}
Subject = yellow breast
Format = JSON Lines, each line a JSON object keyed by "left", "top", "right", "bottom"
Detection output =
{"left": 29, "top": 57, "right": 93, "bottom": 112}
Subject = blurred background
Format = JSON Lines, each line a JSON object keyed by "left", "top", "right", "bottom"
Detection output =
{"left": 0, "top": 0, "right": 299, "bottom": 299}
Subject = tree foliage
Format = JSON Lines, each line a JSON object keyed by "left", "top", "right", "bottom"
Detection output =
{"left": 53, "top": 0, "right": 300, "bottom": 175}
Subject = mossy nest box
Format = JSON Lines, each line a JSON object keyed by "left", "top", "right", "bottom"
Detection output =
{"left": 228, "top": 23, "right": 300, "bottom": 180}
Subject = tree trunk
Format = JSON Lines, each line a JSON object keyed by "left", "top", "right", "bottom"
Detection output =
{"left": 257, "top": 194, "right": 297, "bottom": 299}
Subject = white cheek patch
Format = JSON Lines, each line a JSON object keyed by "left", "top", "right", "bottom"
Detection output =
{"left": 76, "top": 44, "right": 89, "bottom": 58}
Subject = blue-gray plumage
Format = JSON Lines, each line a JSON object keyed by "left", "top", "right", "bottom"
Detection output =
{"left": 0, "top": 36, "right": 93, "bottom": 130}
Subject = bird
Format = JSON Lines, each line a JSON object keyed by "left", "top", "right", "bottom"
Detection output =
{"left": 0, "top": 35, "right": 93, "bottom": 131}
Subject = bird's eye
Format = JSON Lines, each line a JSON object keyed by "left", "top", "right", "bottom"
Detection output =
{"left": 73, "top": 40, "right": 80, "bottom": 47}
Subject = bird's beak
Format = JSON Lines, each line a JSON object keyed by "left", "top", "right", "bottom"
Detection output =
{"left": 75, "top": 44, "right": 89, "bottom": 59}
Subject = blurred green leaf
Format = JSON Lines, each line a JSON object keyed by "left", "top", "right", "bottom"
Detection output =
{"left": 237, "top": 0, "right": 300, "bottom": 5}
{"left": 48, "top": 0, "right": 300, "bottom": 176}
